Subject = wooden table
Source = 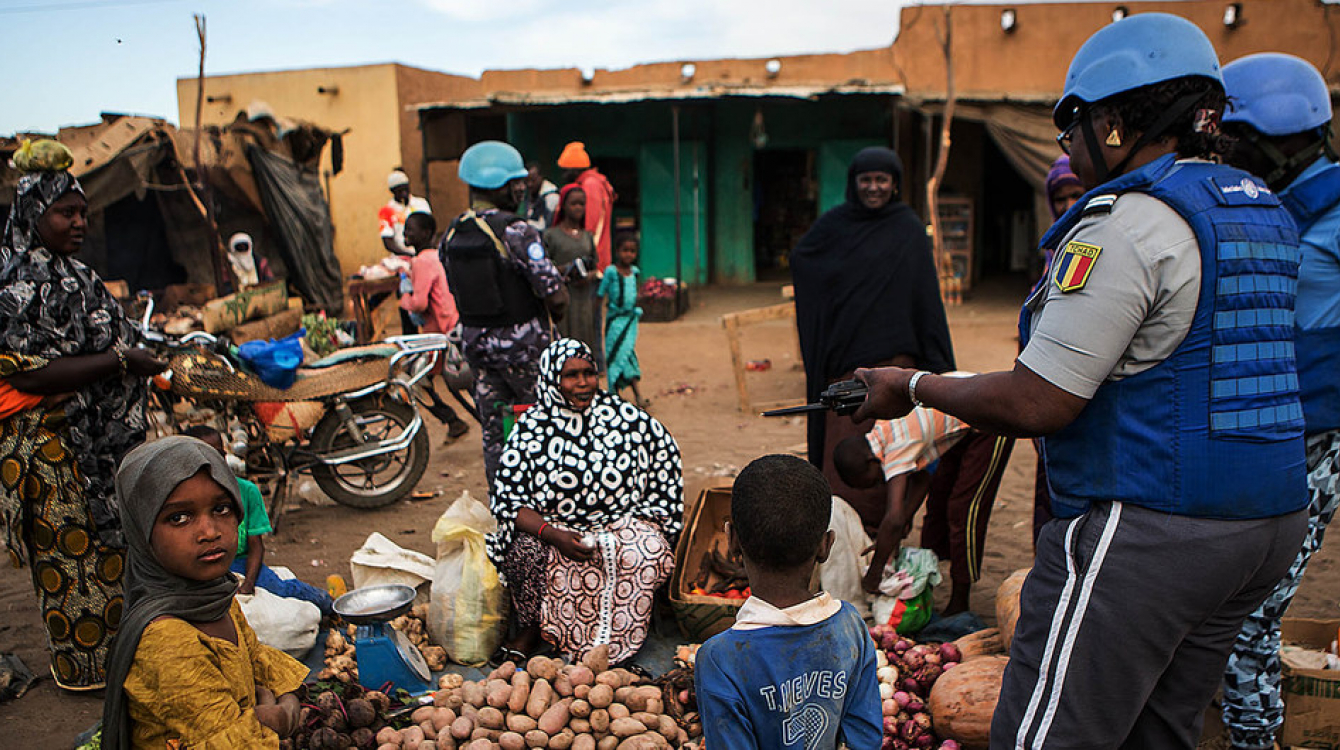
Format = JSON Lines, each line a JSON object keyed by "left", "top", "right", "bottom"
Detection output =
{"left": 346, "top": 276, "right": 400, "bottom": 344}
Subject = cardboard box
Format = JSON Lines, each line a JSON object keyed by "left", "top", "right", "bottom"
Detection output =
{"left": 1281, "top": 617, "right": 1340, "bottom": 749}
{"left": 668, "top": 484, "right": 744, "bottom": 642}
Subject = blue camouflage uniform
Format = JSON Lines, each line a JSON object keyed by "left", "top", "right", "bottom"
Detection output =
{"left": 443, "top": 203, "right": 564, "bottom": 486}
{"left": 1222, "top": 156, "right": 1340, "bottom": 750}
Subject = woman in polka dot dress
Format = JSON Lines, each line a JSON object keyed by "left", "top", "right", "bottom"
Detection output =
{"left": 486, "top": 338, "right": 683, "bottom": 666}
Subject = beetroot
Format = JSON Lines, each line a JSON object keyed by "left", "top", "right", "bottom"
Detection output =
{"left": 900, "top": 719, "right": 921, "bottom": 742}
{"left": 938, "top": 741, "right": 962, "bottom": 750}
{"left": 942, "top": 661, "right": 958, "bottom": 671}
{"left": 884, "top": 716, "right": 900, "bottom": 735}
{"left": 894, "top": 638, "right": 914, "bottom": 654}
{"left": 906, "top": 696, "right": 924, "bottom": 713}
{"left": 915, "top": 734, "right": 935, "bottom": 748}
{"left": 893, "top": 691, "right": 912, "bottom": 709}
{"left": 892, "top": 740, "right": 911, "bottom": 750}
{"left": 902, "top": 677, "right": 921, "bottom": 694}
{"left": 913, "top": 712, "right": 933, "bottom": 731}
{"left": 902, "top": 649, "right": 926, "bottom": 670}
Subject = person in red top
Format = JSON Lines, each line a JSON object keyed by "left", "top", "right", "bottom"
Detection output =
{"left": 557, "top": 142, "right": 616, "bottom": 270}
{"left": 398, "top": 211, "right": 470, "bottom": 440}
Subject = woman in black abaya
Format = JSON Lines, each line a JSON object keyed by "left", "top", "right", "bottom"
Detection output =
{"left": 790, "top": 147, "right": 955, "bottom": 529}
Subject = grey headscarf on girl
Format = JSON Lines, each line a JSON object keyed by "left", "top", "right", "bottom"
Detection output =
{"left": 101, "top": 436, "right": 242, "bottom": 750}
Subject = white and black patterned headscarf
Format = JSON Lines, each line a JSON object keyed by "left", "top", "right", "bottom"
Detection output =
{"left": 486, "top": 338, "right": 684, "bottom": 564}
{"left": 0, "top": 169, "right": 147, "bottom": 546}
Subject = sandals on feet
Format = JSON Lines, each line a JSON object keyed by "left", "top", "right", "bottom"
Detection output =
{"left": 488, "top": 646, "right": 528, "bottom": 668}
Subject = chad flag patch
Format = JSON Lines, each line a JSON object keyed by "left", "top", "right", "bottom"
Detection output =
{"left": 1053, "top": 241, "right": 1102, "bottom": 293}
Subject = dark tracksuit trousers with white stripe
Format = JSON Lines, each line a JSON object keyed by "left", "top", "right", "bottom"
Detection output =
{"left": 991, "top": 501, "right": 1307, "bottom": 750}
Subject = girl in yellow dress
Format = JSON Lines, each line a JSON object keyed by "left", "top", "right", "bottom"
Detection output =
{"left": 101, "top": 436, "right": 308, "bottom": 750}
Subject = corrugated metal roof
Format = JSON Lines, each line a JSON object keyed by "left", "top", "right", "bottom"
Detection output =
{"left": 414, "top": 81, "right": 905, "bottom": 111}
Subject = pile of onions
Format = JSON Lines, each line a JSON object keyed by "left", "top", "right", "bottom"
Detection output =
{"left": 870, "top": 624, "right": 963, "bottom": 750}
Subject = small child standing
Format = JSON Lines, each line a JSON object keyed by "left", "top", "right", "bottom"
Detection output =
{"left": 183, "top": 425, "right": 334, "bottom": 615}
{"left": 597, "top": 232, "right": 647, "bottom": 407}
{"left": 694, "top": 454, "right": 882, "bottom": 750}
{"left": 102, "top": 436, "right": 308, "bottom": 749}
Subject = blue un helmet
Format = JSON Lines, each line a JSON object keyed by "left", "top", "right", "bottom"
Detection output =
{"left": 1056, "top": 13, "right": 1223, "bottom": 185}
{"left": 1222, "top": 53, "right": 1334, "bottom": 187}
{"left": 458, "top": 140, "right": 528, "bottom": 190}
{"left": 1222, "top": 53, "right": 1331, "bottom": 136}
{"left": 1055, "top": 12, "right": 1222, "bottom": 128}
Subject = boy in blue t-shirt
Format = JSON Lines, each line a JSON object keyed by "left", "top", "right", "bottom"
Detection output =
{"left": 184, "top": 426, "right": 334, "bottom": 615}
{"left": 694, "top": 454, "right": 883, "bottom": 750}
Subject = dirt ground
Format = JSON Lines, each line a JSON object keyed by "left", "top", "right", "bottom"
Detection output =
{"left": 2, "top": 279, "right": 1336, "bottom": 747}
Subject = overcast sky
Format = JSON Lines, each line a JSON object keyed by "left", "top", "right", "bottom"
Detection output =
{"left": 1, "top": 0, "right": 1193, "bottom": 136}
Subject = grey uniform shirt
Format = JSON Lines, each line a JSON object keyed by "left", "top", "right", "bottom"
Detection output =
{"left": 1019, "top": 191, "right": 1202, "bottom": 399}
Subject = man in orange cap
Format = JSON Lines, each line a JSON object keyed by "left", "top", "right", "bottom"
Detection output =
{"left": 558, "top": 141, "right": 616, "bottom": 270}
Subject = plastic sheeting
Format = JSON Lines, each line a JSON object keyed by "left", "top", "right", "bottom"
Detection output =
{"left": 247, "top": 145, "right": 344, "bottom": 312}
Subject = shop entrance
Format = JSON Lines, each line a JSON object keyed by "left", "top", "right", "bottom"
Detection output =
{"left": 753, "top": 149, "right": 817, "bottom": 280}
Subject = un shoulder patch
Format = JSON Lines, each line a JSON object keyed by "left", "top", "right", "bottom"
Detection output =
{"left": 1053, "top": 241, "right": 1102, "bottom": 293}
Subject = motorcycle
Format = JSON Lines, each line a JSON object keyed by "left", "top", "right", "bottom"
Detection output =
{"left": 142, "top": 306, "right": 448, "bottom": 526}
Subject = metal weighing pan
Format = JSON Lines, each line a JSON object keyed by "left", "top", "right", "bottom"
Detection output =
{"left": 333, "top": 584, "right": 416, "bottom": 625}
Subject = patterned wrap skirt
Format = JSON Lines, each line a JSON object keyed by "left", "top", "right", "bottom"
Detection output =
{"left": 1, "top": 407, "right": 124, "bottom": 690}
{"left": 540, "top": 516, "right": 673, "bottom": 664}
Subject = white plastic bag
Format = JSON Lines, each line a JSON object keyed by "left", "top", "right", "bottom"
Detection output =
{"left": 349, "top": 532, "right": 435, "bottom": 604}
{"left": 429, "top": 491, "right": 508, "bottom": 667}
{"left": 816, "top": 495, "right": 874, "bottom": 618}
{"left": 236, "top": 584, "right": 321, "bottom": 656}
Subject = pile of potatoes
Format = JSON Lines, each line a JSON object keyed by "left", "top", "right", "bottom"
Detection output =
{"left": 319, "top": 606, "right": 449, "bottom": 683}
{"left": 369, "top": 645, "right": 702, "bottom": 750}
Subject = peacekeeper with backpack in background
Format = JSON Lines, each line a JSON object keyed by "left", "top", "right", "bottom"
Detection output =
{"left": 1218, "top": 53, "right": 1340, "bottom": 750}
{"left": 439, "top": 141, "right": 568, "bottom": 488}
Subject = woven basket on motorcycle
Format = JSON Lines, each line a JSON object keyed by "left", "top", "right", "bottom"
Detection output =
{"left": 169, "top": 349, "right": 392, "bottom": 402}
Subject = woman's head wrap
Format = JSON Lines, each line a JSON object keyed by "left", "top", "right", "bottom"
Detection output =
{"left": 536, "top": 338, "right": 596, "bottom": 410}
{"left": 845, "top": 147, "right": 904, "bottom": 208}
{"left": 556, "top": 183, "right": 585, "bottom": 224}
{"left": 1045, "top": 155, "right": 1083, "bottom": 218}
{"left": 102, "top": 436, "right": 241, "bottom": 750}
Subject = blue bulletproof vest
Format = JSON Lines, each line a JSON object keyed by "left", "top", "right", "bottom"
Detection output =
{"left": 1021, "top": 155, "right": 1308, "bottom": 519}
{"left": 1282, "top": 161, "right": 1340, "bottom": 433}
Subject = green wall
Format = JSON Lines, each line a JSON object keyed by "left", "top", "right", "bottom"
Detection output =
{"left": 505, "top": 95, "right": 895, "bottom": 285}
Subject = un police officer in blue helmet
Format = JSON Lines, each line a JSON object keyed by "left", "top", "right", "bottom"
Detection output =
{"left": 854, "top": 14, "right": 1309, "bottom": 747}
{"left": 439, "top": 141, "right": 568, "bottom": 488}
{"left": 1219, "top": 53, "right": 1340, "bottom": 750}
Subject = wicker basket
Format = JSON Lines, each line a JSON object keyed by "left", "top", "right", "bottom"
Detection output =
{"left": 639, "top": 284, "right": 690, "bottom": 323}
{"left": 669, "top": 484, "right": 744, "bottom": 641}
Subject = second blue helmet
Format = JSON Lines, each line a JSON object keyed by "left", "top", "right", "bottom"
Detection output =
{"left": 1222, "top": 53, "right": 1332, "bottom": 136}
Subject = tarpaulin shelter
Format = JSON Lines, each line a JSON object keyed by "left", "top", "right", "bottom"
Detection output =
{"left": 0, "top": 112, "right": 344, "bottom": 311}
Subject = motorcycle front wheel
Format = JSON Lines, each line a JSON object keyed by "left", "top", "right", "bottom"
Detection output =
{"left": 308, "top": 397, "right": 429, "bottom": 509}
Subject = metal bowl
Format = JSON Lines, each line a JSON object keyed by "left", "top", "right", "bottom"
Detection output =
{"left": 333, "top": 584, "right": 416, "bottom": 624}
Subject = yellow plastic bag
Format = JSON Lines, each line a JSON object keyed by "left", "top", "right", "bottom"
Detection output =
{"left": 428, "top": 491, "right": 508, "bottom": 666}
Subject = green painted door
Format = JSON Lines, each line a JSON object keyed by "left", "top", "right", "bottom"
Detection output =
{"left": 638, "top": 141, "right": 709, "bottom": 284}
{"left": 817, "top": 138, "right": 884, "bottom": 213}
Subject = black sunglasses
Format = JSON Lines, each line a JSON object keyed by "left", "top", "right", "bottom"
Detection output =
{"left": 1056, "top": 106, "right": 1086, "bottom": 155}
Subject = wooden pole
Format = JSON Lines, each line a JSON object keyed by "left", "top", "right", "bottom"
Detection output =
{"left": 192, "top": 14, "right": 229, "bottom": 292}
{"left": 926, "top": 6, "right": 959, "bottom": 305}
{"left": 193, "top": 14, "right": 206, "bottom": 176}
